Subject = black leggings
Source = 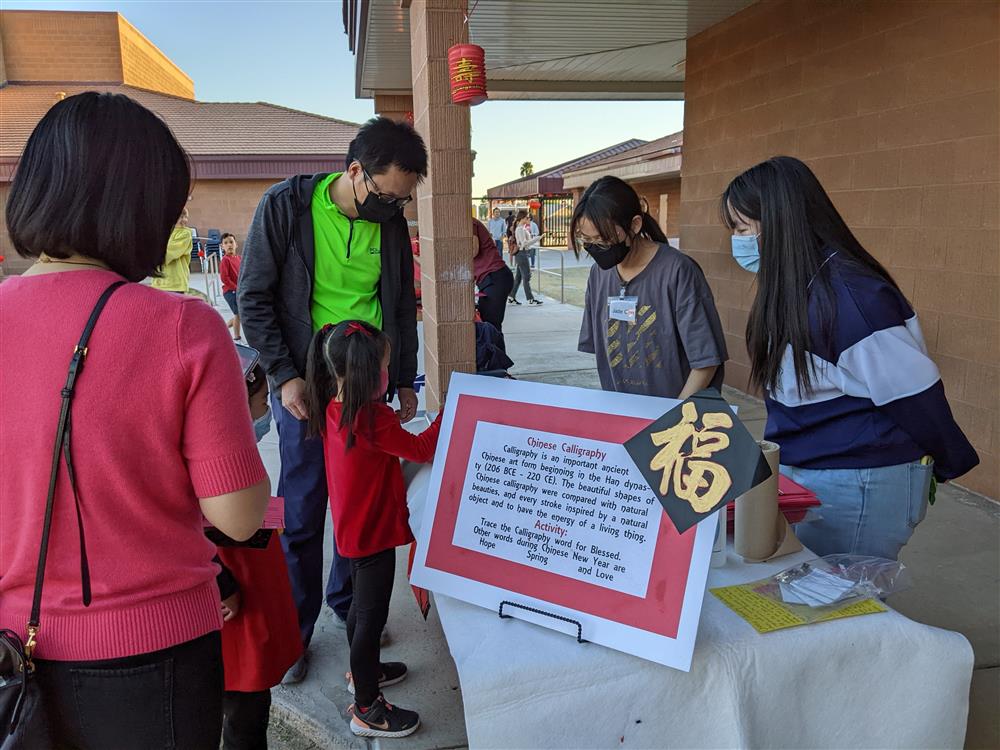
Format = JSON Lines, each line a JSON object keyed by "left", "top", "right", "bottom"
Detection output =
{"left": 32, "top": 631, "right": 223, "bottom": 749}
{"left": 478, "top": 266, "right": 514, "bottom": 332}
{"left": 223, "top": 689, "right": 271, "bottom": 750}
{"left": 346, "top": 548, "right": 396, "bottom": 707}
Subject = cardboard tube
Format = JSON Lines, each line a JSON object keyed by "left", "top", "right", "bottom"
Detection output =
{"left": 734, "top": 440, "right": 780, "bottom": 561}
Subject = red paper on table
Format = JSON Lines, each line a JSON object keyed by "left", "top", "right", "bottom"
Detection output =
{"left": 726, "top": 475, "right": 820, "bottom": 532}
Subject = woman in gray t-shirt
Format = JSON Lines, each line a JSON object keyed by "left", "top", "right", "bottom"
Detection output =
{"left": 573, "top": 176, "right": 728, "bottom": 399}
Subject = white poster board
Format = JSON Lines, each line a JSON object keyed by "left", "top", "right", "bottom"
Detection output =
{"left": 410, "top": 374, "right": 717, "bottom": 670}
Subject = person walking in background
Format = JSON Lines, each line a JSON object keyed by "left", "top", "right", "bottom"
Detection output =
{"left": 505, "top": 211, "right": 517, "bottom": 267}
{"left": 240, "top": 117, "right": 426, "bottom": 684}
{"left": 487, "top": 208, "right": 507, "bottom": 256}
{"left": 152, "top": 206, "right": 193, "bottom": 293}
{"left": 527, "top": 211, "right": 539, "bottom": 238}
{"left": 721, "top": 156, "right": 978, "bottom": 561}
{"left": 304, "top": 321, "right": 442, "bottom": 739}
{"left": 473, "top": 217, "right": 514, "bottom": 331}
{"left": 220, "top": 232, "right": 243, "bottom": 340}
{"left": 0, "top": 91, "right": 269, "bottom": 748}
{"left": 574, "top": 176, "right": 727, "bottom": 399}
{"left": 510, "top": 210, "right": 543, "bottom": 306}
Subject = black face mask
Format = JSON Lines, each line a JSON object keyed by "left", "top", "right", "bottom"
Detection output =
{"left": 353, "top": 178, "right": 402, "bottom": 224}
{"left": 583, "top": 241, "right": 630, "bottom": 270}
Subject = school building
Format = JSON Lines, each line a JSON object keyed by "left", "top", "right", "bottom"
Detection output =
{"left": 0, "top": 9, "right": 359, "bottom": 274}
{"left": 346, "top": 0, "right": 998, "bottom": 500}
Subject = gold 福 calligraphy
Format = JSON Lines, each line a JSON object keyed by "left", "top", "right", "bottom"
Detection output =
{"left": 648, "top": 401, "right": 733, "bottom": 513}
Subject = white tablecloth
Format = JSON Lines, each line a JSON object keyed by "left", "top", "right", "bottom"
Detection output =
{"left": 406, "top": 465, "right": 974, "bottom": 749}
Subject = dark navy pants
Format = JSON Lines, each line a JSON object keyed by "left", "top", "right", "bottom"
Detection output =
{"left": 271, "top": 393, "right": 353, "bottom": 647}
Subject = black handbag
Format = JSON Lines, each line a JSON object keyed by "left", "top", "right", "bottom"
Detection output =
{"left": 1, "top": 281, "right": 125, "bottom": 748}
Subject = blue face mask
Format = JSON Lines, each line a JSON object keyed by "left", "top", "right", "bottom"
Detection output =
{"left": 731, "top": 234, "right": 760, "bottom": 273}
{"left": 253, "top": 407, "right": 272, "bottom": 443}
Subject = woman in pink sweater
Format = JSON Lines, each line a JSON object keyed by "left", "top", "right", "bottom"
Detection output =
{"left": 0, "top": 92, "right": 270, "bottom": 748}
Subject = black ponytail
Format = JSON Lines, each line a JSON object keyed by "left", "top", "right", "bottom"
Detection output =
{"left": 304, "top": 320, "right": 389, "bottom": 449}
{"left": 639, "top": 210, "right": 668, "bottom": 244}
{"left": 569, "top": 176, "right": 667, "bottom": 256}
{"left": 305, "top": 326, "right": 337, "bottom": 439}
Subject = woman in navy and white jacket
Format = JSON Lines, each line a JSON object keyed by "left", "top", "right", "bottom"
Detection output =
{"left": 721, "top": 156, "right": 978, "bottom": 561}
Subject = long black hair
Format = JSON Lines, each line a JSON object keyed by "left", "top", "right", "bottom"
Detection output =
{"left": 569, "top": 176, "right": 667, "bottom": 256}
{"left": 6, "top": 92, "right": 190, "bottom": 282}
{"left": 305, "top": 320, "right": 390, "bottom": 449}
{"left": 721, "top": 156, "right": 899, "bottom": 395}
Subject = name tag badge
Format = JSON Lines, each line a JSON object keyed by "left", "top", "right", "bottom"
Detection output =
{"left": 608, "top": 295, "right": 638, "bottom": 323}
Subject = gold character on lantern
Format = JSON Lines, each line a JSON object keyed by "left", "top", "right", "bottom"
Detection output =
{"left": 648, "top": 401, "right": 733, "bottom": 513}
{"left": 451, "top": 57, "right": 479, "bottom": 84}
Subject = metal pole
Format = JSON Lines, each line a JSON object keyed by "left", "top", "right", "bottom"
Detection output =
{"left": 559, "top": 249, "right": 565, "bottom": 303}
{"left": 210, "top": 254, "right": 220, "bottom": 306}
{"left": 536, "top": 248, "right": 542, "bottom": 296}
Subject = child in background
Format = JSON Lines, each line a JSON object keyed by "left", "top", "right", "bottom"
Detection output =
{"left": 305, "top": 320, "right": 442, "bottom": 739}
{"left": 220, "top": 232, "right": 242, "bottom": 340}
{"left": 213, "top": 363, "right": 302, "bottom": 749}
{"left": 152, "top": 206, "right": 193, "bottom": 293}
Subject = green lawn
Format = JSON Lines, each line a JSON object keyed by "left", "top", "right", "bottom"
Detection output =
{"left": 533, "top": 264, "right": 590, "bottom": 308}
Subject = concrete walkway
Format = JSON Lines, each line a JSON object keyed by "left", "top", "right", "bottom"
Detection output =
{"left": 198, "top": 277, "right": 997, "bottom": 749}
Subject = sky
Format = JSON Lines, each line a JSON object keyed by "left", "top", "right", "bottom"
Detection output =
{"left": 5, "top": 0, "right": 685, "bottom": 196}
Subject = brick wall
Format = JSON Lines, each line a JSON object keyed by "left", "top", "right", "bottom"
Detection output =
{"left": 188, "top": 179, "right": 276, "bottom": 245}
{"left": 680, "top": 0, "right": 999, "bottom": 498}
{"left": 0, "top": 11, "right": 193, "bottom": 99}
{"left": 117, "top": 15, "right": 193, "bottom": 99}
{"left": 0, "top": 10, "right": 123, "bottom": 83}
{"left": 628, "top": 177, "right": 682, "bottom": 239}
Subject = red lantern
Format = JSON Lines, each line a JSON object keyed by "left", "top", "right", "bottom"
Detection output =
{"left": 528, "top": 199, "right": 542, "bottom": 210}
{"left": 448, "top": 43, "right": 488, "bottom": 106}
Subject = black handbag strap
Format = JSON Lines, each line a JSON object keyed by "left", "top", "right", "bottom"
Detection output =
{"left": 26, "top": 281, "right": 126, "bottom": 653}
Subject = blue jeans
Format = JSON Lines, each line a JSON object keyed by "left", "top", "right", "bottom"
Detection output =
{"left": 784, "top": 460, "right": 932, "bottom": 561}
{"left": 271, "top": 393, "right": 352, "bottom": 646}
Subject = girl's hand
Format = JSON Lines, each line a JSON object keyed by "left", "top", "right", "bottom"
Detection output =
{"left": 396, "top": 387, "right": 418, "bottom": 423}
{"left": 221, "top": 592, "right": 241, "bottom": 621}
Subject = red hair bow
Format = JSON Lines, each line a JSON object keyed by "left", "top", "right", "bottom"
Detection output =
{"left": 344, "top": 322, "right": 371, "bottom": 338}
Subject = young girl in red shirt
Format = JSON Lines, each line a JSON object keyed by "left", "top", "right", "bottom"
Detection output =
{"left": 212, "top": 363, "right": 302, "bottom": 749}
{"left": 305, "top": 320, "right": 441, "bottom": 739}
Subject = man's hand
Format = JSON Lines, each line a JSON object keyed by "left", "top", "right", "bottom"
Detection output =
{"left": 221, "top": 592, "right": 241, "bottom": 622}
{"left": 280, "top": 377, "right": 308, "bottom": 421}
{"left": 396, "top": 387, "right": 418, "bottom": 423}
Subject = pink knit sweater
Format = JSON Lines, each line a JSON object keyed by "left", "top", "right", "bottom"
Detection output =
{"left": 0, "top": 270, "right": 267, "bottom": 661}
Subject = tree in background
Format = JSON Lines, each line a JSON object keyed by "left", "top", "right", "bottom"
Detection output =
{"left": 520, "top": 161, "right": 534, "bottom": 177}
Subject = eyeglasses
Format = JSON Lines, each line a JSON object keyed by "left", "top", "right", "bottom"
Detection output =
{"left": 362, "top": 168, "right": 413, "bottom": 208}
{"left": 574, "top": 235, "right": 616, "bottom": 251}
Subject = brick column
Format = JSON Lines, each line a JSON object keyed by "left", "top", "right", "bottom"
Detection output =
{"left": 374, "top": 93, "right": 414, "bottom": 123}
{"left": 409, "top": 0, "right": 475, "bottom": 410}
